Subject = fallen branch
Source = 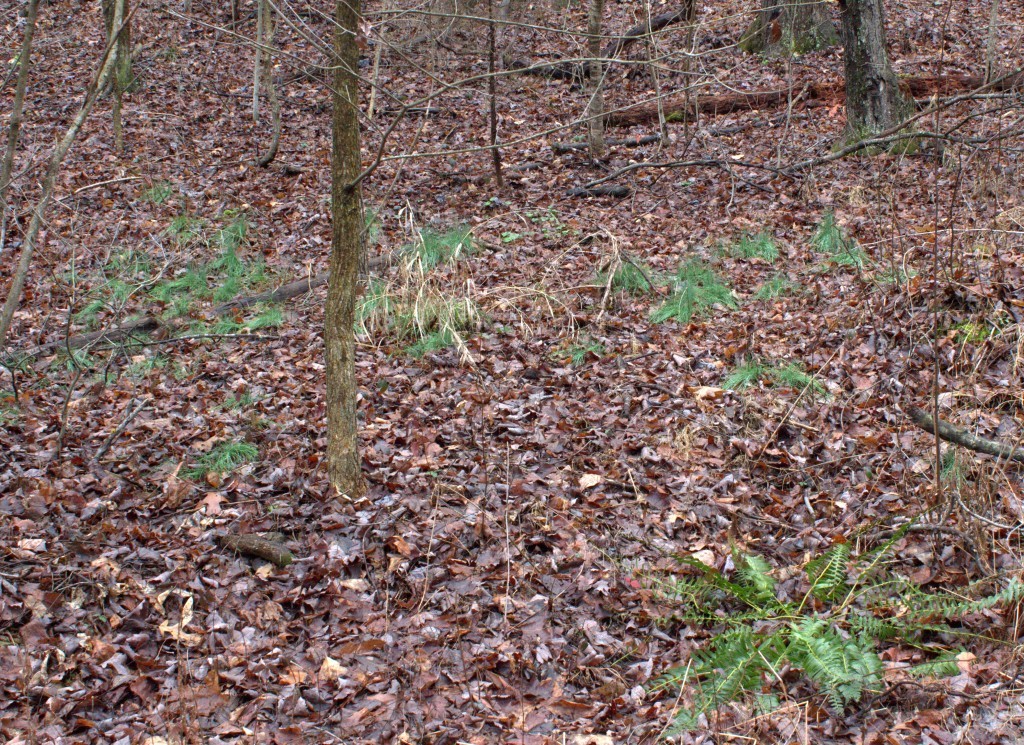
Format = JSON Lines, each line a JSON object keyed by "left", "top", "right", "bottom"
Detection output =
{"left": 567, "top": 184, "right": 631, "bottom": 197}
{"left": 216, "top": 533, "right": 294, "bottom": 567}
{"left": 608, "top": 69, "right": 1024, "bottom": 127}
{"left": 907, "top": 406, "right": 1024, "bottom": 464}
{"left": 552, "top": 134, "right": 660, "bottom": 152}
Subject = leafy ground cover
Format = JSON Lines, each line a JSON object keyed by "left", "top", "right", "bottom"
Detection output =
{"left": 1, "top": 0, "right": 1023, "bottom": 743}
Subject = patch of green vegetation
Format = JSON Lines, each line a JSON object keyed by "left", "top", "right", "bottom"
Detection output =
{"left": 564, "top": 337, "right": 605, "bottom": 365}
{"left": 142, "top": 182, "right": 175, "bottom": 205}
{"left": 211, "top": 303, "right": 283, "bottom": 335}
{"left": 754, "top": 273, "right": 800, "bottom": 300}
{"left": 527, "top": 207, "right": 574, "bottom": 240}
{"left": 500, "top": 231, "right": 522, "bottom": 244}
{"left": 647, "top": 529, "right": 1024, "bottom": 734}
{"left": 812, "top": 212, "right": 867, "bottom": 268}
{"left": 357, "top": 278, "right": 395, "bottom": 336}
{"left": 166, "top": 214, "right": 204, "bottom": 244}
{"left": 652, "top": 260, "right": 736, "bottom": 324}
{"left": 724, "top": 359, "right": 827, "bottom": 397}
{"left": 600, "top": 260, "right": 656, "bottom": 295}
{"left": 730, "top": 232, "right": 779, "bottom": 263}
{"left": 222, "top": 391, "right": 257, "bottom": 411}
{"left": 723, "top": 359, "right": 767, "bottom": 391}
{"left": 50, "top": 347, "right": 95, "bottom": 372}
{"left": 403, "top": 226, "right": 474, "bottom": 271}
{"left": 126, "top": 353, "right": 168, "bottom": 379}
{"left": 405, "top": 329, "right": 455, "bottom": 357}
{"left": 952, "top": 321, "right": 996, "bottom": 345}
{"left": 876, "top": 264, "right": 917, "bottom": 287}
{"left": 0, "top": 398, "right": 19, "bottom": 426}
{"left": 186, "top": 440, "right": 259, "bottom": 479}
{"left": 940, "top": 448, "right": 968, "bottom": 488}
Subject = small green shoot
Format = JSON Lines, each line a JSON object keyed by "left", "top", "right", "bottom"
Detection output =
{"left": 187, "top": 440, "right": 259, "bottom": 479}
{"left": 600, "top": 261, "right": 656, "bottom": 295}
{"left": 126, "top": 354, "right": 168, "bottom": 379}
{"left": 723, "top": 359, "right": 767, "bottom": 390}
{"left": 754, "top": 273, "right": 800, "bottom": 300}
{"left": 813, "top": 212, "right": 867, "bottom": 268}
{"left": 565, "top": 337, "right": 605, "bottom": 365}
{"left": 730, "top": 232, "right": 779, "bottom": 263}
{"left": 166, "top": 214, "right": 204, "bottom": 244}
{"left": 142, "top": 182, "right": 175, "bottom": 205}
{"left": 724, "top": 359, "right": 827, "bottom": 397}
{"left": 501, "top": 231, "right": 523, "bottom": 244}
{"left": 404, "top": 226, "right": 474, "bottom": 271}
{"left": 652, "top": 260, "right": 736, "bottom": 324}
{"left": 222, "top": 391, "right": 257, "bottom": 411}
{"left": 405, "top": 329, "right": 454, "bottom": 357}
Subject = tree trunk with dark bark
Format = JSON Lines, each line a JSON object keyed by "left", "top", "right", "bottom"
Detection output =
{"left": 325, "top": 0, "right": 366, "bottom": 498}
{"left": 838, "top": 0, "right": 911, "bottom": 138}
{"left": 740, "top": 0, "right": 838, "bottom": 56}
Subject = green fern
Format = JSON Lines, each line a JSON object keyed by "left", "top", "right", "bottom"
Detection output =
{"left": 647, "top": 535, "right": 1021, "bottom": 733}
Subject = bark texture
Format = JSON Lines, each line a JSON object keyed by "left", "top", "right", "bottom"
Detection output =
{"left": 585, "top": 0, "right": 606, "bottom": 159}
{"left": 325, "top": 0, "right": 366, "bottom": 498}
{"left": 838, "top": 0, "right": 911, "bottom": 137}
{"left": 740, "top": 0, "right": 838, "bottom": 56}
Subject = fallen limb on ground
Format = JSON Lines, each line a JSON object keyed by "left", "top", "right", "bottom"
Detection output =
{"left": 906, "top": 406, "right": 1024, "bottom": 464}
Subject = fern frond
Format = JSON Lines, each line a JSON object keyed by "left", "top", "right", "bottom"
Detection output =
{"left": 735, "top": 552, "right": 777, "bottom": 604}
{"left": 807, "top": 543, "right": 851, "bottom": 602}
{"left": 908, "top": 650, "right": 962, "bottom": 678}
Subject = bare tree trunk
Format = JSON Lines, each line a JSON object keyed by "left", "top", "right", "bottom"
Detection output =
{"left": 253, "top": 0, "right": 264, "bottom": 123}
{"left": 102, "top": 0, "right": 131, "bottom": 152}
{"left": 585, "top": 0, "right": 606, "bottom": 160}
{"left": 487, "top": 0, "right": 503, "bottom": 187}
{"left": 985, "top": 0, "right": 1000, "bottom": 84}
{"left": 256, "top": 0, "right": 281, "bottom": 167}
{"left": 0, "top": 0, "right": 40, "bottom": 258}
{"left": 0, "top": 13, "right": 129, "bottom": 348}
{"left": 740, "top": 0, "right": 837, "bottom": 56}
{"left": 325, "top": 0, "right": 366, "bottom": 497}
{"left": 838, "top": 0, "right": 911, "bottom": 139}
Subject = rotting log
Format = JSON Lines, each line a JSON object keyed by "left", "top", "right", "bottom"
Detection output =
{"left": 607, "top": 70, "right": 1024, "bottom": 127}
{"left": 217, "top": 533, "right": 295, "bottom": 567}
{"left": 907, "top": 406, "right": 1024, "bottom": 464}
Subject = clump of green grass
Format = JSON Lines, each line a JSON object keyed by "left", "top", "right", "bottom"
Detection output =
{"left": 142, "top": 182, "right": 175, "bottom": 205}
{"left": 600, "top": 260, "right": 656, "bottom": 295}
{"left": 812, "top": 212, "right": 867, "bottom": 268}
{"left": 222, "top": 391, "right": 257, "bottom": 411}
{"left": 405, "top": 329, "right": 454, "bottom": 357}
{"left": 403, "top": 226, "right": 474, "bottom": 271}
{"left": 724, "top": 359, "right": 827, "bottom": 397}
{"left": 187, "top": 440, "right": 259, "bottom": 479}
{"left": 166, "top": 214, "right": 204, "bottom": 244}
{"left": 652, "top": 260, "right": 737, "bottom": 324}
{"left": 126, "top": 353, "right": 168, "bottom": 379}
{"left": 730, "top": 232, "right": 779, "bottom": 263}
{"left": 564, "top": 337, "right": 605, "bottom": 365}
{"left": 211, "top": 303, "right": 284, "bottom": 335}
{"left": 754, "top": 273, "right": 800, "bottom": 300}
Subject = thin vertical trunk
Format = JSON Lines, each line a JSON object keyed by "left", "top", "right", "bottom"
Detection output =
{"left": 253, "top": 0, "right": 264, "bottom": 123}
{"left": 0, "top": 0, "right": 40, "bottom": 257}
{"left": 985, "top": 0, "right": 1000, "bottom": 84}
{"left": 487, "top": 0, "right": 503, "bottom": 187}
{"left": 102, "top": 0, "right": 131, "bottom": 152}
{"left": 325, "top": 0, "right": 366, "bottom": 497}
{"left": 585, "top": 0, "right": 605, "bottom": 160}
{"left": 0, "top": 13, "right": 130, "bottom": 348}
{"left": 838, "top": 0, "right": 911, "bottom": 138}
{"left": 256, "top": 0, "right": 281, "bottom": 167}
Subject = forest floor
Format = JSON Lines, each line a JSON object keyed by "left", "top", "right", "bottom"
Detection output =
{"left": 1, "top": 0, "right": 1024, "bottom": 742}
